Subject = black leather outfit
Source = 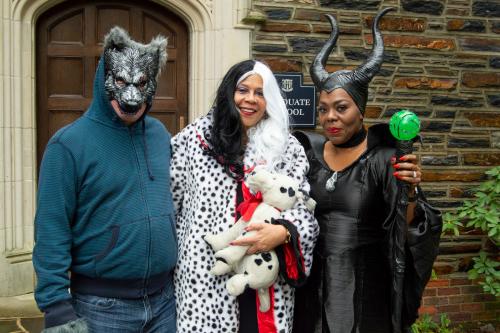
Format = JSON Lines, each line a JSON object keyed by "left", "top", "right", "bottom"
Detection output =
{"left": 293, "top": 124, "right": 442, "bottom": 333}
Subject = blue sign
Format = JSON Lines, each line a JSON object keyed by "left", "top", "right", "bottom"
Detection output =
{"left": 275, "top": 73, "right": 316, "bottom": 128}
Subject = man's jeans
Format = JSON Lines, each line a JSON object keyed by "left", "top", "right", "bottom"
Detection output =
{"left": 72, "top": 284, "right": 176, "bottom": 333}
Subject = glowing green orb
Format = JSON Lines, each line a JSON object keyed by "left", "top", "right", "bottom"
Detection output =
{"left": 389, "top": 109, "right": 420, "bottom": 140}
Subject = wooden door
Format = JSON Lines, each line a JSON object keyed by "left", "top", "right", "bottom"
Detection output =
{"left": 36, "top": 0, "right": 188, "bottom": 167}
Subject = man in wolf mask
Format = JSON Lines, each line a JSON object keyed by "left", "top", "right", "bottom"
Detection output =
{"left": 33, "top": 27, "right": 177, "bottom": 332}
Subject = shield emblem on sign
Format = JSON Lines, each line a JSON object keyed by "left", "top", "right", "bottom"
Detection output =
{"left": 281, "top": 79, "right": 293, "bottom": 92}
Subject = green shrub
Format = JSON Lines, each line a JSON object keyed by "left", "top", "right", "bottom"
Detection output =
{"left": 411, "top": 313, "right": 460, "bottom": 333}
{"left": 442, "top": 166, "right": 500, "bottom": 296}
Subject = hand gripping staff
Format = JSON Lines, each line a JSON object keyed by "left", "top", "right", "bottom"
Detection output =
{"left": 389, "top": 109, "right": 421, "bottom": 333}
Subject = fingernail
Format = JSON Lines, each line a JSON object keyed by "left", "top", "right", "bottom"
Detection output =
{"left": 393, "top": 164, "right": 400, "bottom": 169}
{"left": 393, "top": 171, "right": 398, "bottom": 177}
{"left": 400, "top": 156, "right": 407, "bottom": 161}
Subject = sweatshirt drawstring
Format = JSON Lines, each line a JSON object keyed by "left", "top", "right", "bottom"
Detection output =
{"left": 142, "top": 118, "right": 155, "bottom": 181}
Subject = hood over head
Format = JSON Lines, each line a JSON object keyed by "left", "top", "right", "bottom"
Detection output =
{"left": 86, "top": 27, "right": 168, "bottom": 181}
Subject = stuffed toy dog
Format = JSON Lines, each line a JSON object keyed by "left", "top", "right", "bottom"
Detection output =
{"left": 204, "top": 168, "right": 315, "bottom": 311}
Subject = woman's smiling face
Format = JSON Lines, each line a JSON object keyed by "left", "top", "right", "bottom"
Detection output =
{"left": 234, "top": 74, "right": 267, "bottom": 130}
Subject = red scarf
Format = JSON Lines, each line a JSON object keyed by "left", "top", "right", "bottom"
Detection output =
{"left": 237, "top": 183, "right": 263, "bottom": 222}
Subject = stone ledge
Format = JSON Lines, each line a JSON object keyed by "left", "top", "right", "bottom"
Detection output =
{"left": 0, "top": 294, "right": 41, "bottom": 318}
{"left": 0, "top": 317, "right": 43, "bottom": 333}
{"left": 0, "top": 294, "right": 43, "bottom": 332}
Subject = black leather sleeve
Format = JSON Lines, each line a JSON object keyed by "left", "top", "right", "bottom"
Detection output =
{"left": 403, "top": 193, "right": 443, "bottom": 326}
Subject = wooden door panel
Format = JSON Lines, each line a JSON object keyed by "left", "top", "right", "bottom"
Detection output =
{"left": 49, "top": 111, "right": 84, "bottom": 135}
{"left": 152, "top": 114, "right": 178, "bottom": 134}
{"left": 143, "top": 14, "right": 176, "bottom": 48}
{"left": 37, "top": 0, "right": 189, "bottom": 169}
{"left": 47, "top": 57, "right": 85, "bottom": 97}
{"left": 96, "top": 6, "right": 132, "bottom": 40}
{"left": 156, "top": 60, "right": 177, "bottom": 99}
{"left": 47, "top": 97, "right": 90, "bottom": 111}
{"left": 48, "top": 10, "right": 85, "bottom": 43}
{"left": 152, "top": 100, "right": 180, "bottom": 110}
{"left": 47, "top": 45, "right": 87, "bottom": 57}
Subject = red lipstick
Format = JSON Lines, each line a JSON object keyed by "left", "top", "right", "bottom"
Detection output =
{"left": 326, "top": 127, "right": 341, "bottom": 135}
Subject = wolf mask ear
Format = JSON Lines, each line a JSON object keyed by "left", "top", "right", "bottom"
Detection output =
{"left": 103, "top": 26, "right": 168, "bottom": 78}
{"left": 148, "top": 35, "right": 168, "bottom": 76}
{"left": 103, "top": 26, "right": 132, "bottom": 52}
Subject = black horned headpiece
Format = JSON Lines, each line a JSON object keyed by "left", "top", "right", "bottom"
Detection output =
{"left": 310, "top": 7, "right": 394, "bottom": 114}
{"left": 103, "top": 27, "right": 168, "bottom": 115}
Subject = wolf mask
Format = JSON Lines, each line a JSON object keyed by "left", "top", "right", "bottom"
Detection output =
{"left": 103, "top": 27, "right": 167, "bottom": 115}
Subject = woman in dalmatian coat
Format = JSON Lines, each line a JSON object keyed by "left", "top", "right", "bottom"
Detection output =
{"left": 171, "top": 60, "right": 319, "bottom": 333}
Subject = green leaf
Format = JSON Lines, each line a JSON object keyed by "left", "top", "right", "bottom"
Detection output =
{"left": 468, "top": 269, "right": 479, "bottom": 279}
{"left": 466, "top": 220, "right": 476, "bottom": 228}
{"left": 476, "top": 192, "right": 487, "bottom": 199}
{"left": 476, "top": 207, "right": 488, "bottom": 214}
{"left": 486, "top": 167, "right": 499, "bottom": 177}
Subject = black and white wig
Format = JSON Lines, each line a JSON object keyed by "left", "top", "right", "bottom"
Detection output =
{"left": 208, "top": 60, "right": 290, "bottom": 179}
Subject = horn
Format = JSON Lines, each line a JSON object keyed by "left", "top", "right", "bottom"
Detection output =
{"left": 352, "top": 7, "right": 395, "bottom": 83}
{"left": 310, "top": 14, "right": 339, "bottom": 88}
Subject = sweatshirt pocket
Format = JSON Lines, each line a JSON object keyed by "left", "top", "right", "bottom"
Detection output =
{"left": 148, "top": 213, "right": 178, "bottom": 276}
{"left": 94, "top": 218, "right": 148, "bottom": 278}
{"left": 94, "top": 226, "right": 120, "bottom": 262}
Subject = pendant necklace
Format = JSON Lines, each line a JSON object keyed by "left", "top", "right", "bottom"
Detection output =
{"left": 325, "top": 171, "right": 338, "bottom": 192}
{"left": 325, "top": 125, "right": 366, "bottom": 192}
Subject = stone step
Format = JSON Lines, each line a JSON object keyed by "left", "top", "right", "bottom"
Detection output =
{"left": 0, "top": 317, "right": 43, "bottom": 333}
{"left": 0, "top": 293, "right": 43, "bottom": 333}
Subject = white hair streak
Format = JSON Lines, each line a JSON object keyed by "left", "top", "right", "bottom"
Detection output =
{"left": 246, "top": 61, "right": 291, "bottom": 173}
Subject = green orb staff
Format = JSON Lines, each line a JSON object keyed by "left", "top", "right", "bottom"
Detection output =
{"left": 389, "top": 109, "right": 421, "bottom": 333}
{"left": 389, "top": 109, "right": 421, "bottom": 142}
{"left": 389, "top": 109, "right": 420, "bottom": 196}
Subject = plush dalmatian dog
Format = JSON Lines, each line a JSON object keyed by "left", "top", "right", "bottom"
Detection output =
{"left": 204, "top": 168, "right": 315, "bottom": 312}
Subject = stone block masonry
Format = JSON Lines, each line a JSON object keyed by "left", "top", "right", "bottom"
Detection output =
{"left": 252, "top": 0, "right": 499, "bottom": 329}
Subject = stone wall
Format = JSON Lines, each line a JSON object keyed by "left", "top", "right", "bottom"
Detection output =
{"left": 249, "top": 0, "right": 499, "bottom": 329}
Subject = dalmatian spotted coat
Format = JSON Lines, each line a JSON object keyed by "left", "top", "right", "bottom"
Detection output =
{"left": 171, "top": 115, "right": 319, "bottom": 333}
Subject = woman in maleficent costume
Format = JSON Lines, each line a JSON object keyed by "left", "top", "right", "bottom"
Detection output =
{"left": 292, "top": 8, "right": 442, "bottom": 333}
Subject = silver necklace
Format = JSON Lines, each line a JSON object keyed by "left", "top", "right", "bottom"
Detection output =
{"left": 325, "top": 171, "right": 338, "bottom": 192}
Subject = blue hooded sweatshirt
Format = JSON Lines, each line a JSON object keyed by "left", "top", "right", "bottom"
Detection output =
{"left": 33, "top": 59, "right": 177, "bottom": 328}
